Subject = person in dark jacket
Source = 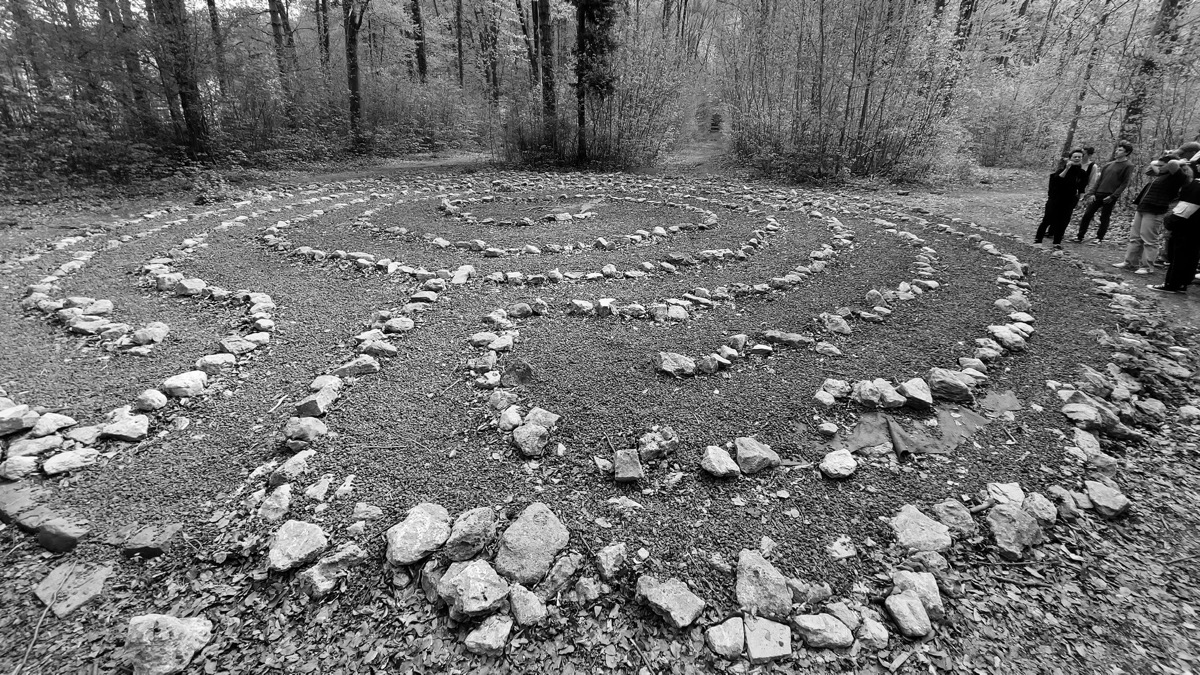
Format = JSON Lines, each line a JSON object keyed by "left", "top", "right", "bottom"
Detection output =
{"left": 1112, "top": 151, "right": 1190, "bottom": 274}
{"left": 1034, "top": 149, "right": 1089, "bottom": 249}
{"left": 1149, "top": 154, "right": 1200, "bottom": 293}
{"left": 1075, "top": 141, "right": 1135, "bottom": 244}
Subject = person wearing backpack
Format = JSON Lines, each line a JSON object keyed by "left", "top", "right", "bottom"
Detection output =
{"left": 1148, "top": 151, "right": 1200, "bottom": 293}
{"left": 1112, "top": 149, "right": 1190, "bottom": 274}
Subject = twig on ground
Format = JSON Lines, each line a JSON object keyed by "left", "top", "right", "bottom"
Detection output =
{"left": 969, "top": 499, "right": 996, "bottom": 514}
{"left": 437, "top": 379, "right": 464, "bottom": 397}
{"left": 14, "top": 560, "right": 76, "bottom": 675}
{"left": 601, "top": 432, "right": 617, "bottom": 454}
{"left": 267, "top": 396, "right": 286, "bottom": 413}
{"left": 1167, "top": 552, "right": 1200, "bottom": 565}
{"left": 995, "top": 575, "right": 1051, "bottom": 588}
{"left": 627, "top": 636, "right": 657, "bottom": 675}
{"left": 1002, "top": 427, "right": 1017, "bottom": 443}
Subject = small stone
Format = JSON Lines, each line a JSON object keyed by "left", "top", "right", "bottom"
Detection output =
{"left": 0, "top": 456, "right": 38, "bottom": 480}
{"left": 635, "top": 575, "right": 706, "bottom": 628}
{"left": 891, "top": 570, "right": 945, "bottom": 621}
{"left": 36, "top": 561, "right": 109, "bottom": 618}
{"left": 267, "top": 520, "right": 328, "bottom": 571}
{"left": 706, "top": 617, "right": 745, "bottom": 659}
{"left": 464, "top": 614, "right": 512, "bottom": 656}
{"left": 511, "top": 422, "right": 550, "bottom": 457}
{"left": 384, "top": 503, "right": 452, "bottom": 565}
{"left": 930, "top": 499, "right": 977, "bottom": 537}
{"left": 437, "top": 559, "right": 510, "bottom": 618}
{"left": 654, "top": 352, "right": 696, "bottom": 377}
{"left": 121, "top": 523, "right": 184, "bottom": 558}
{"left": 735, "top": 436, "right": 779, "bottom": 474}
{"left": 986, "top": 503, "right": 1043, "bottom": 560}
{"left": 257, "top": 484, "right": 291, "bottom": 521}
{"left": 509, "top": 583, "right": 547, "bottom": 626}
{"left": 283, "top": 417, "right": 327, "bottom": 442}
{"left": 36, "top": 517, "right": 90, "bottom": 553}
{"left": 885, "top": 589, "right": 931, "bottom": 637}
{"left": 330, "top": 355, "right": 380, "bottom": 377}
{"left": 125, "top": 614, "right": 212, "bottom": 675}
{"left": 444, "top": 507, "right": 496, "bottom": 561}
{"left": 819, "top": 449, "right": 857, "bottom": 478}
{"left": 857, "top": 618, "right": 890, "bottom": 649}
{"left": 823, "top": 601, "right": 860, "bottom": 631}
{"left": 133, "top": 389, "right": 168, "bottom": 411}
{"left": 927, "top": 367, "right": 973, "bottom": 402}
{"left": 890, "top": 505, "right": 952, "bottom": 552}
{"left": 745, "top": 616, "right": 792, "bottom": 663}
{"left": 792, "top": 613, "right": 853, "bottom": 649}
{"left": 596, "top": 542, "right": 627, "bottom": 580}
{"left": 161, "top": 371, "right": 208, "bottom": 397}
{"left": 1085, "top": 480, "right": 1131, "bottom": 519}
{"left": 30, "top": 412, "right": 76, "bottom": 437}
{"left": 493, "top": 502, "right": 569, "bottom": 585}
{"left": 299, "top": 543, "right": 368, "bottom": 598}
{"left": 736, "top": 549, "right": 791, "bottom": 620}
{"left": 1022, "top": 492, "right": 1057, "bottom": 528}
{"left": 700, "top": 446, "right": 741, "bottom": 477}
{"left": 987, "top": 482, "right": 1025, "bottom": 505}
{"left": 43, "top": 448, "right": 100, "bottom": 475}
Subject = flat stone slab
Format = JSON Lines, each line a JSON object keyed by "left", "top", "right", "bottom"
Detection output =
{"left": 36, "top": 561, "right": 112, "bottom": 618}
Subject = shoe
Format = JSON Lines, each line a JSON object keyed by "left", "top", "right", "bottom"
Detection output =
{"left": 1112, "top": 262, "right": 1131, "bottom": 269}
{"left": 1134, "top": 268, "right": 1151, "bottom": 275}
{"left": 1148, "top": 284, "right": 1184, "bottom": 294}
{"left": 1073, "top": 238, "right": 1084, "bottom": 243}
{"left": 1033, "top": 239, "right": 1043, "bottom": 244}
{"left": 1053, "top": 244, "right": 1063, "bottom": 250}
{"left": 1087, "top": 239, "right": 1101, "bottom": 246}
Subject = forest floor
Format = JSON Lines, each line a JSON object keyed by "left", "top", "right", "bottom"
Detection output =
{"left": 0, "top": 149, "right": 1198, "bottom": 675}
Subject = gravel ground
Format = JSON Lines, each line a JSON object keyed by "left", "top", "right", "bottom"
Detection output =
{"left": 0, "top": 169, "right": 1192, "bottom": 674}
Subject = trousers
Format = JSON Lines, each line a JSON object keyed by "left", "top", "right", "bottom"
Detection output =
{"left": 1164, "top": 227, "right": 1200, "bottom": 291}
{"left": 1076, "top": 193, "right": 1116, "bottom": 241}
{"left": 1123, "top": 211, "right": 1165, "bottom": 269}
{"left": 1036, "top": 197, "right": 1077, "bottom": 244}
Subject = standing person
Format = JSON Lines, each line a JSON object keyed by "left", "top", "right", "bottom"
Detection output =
{"left": 1034, "top": 149, "right": 1089, "bottom": 249}
{"left": 1082, "top": 146, "right": 1100, "bottom": 192}
{"left": 1075, "top": 142, "right": 1135, "bottom": 245}
{"left": 1112, "top": 150, "right": 1190, "bottom": 274}
{"left": 1148, "top": 154, "right": 1200, "bottom": 293}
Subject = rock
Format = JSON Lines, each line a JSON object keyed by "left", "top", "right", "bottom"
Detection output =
{"left": 161, "top": 371, "right": 208, "bottom": 398}
{"left": 30, "top": 412, "right": 76, "bottom": 437}
{"left": 885, "top": 589, "right": 931, "bottom": 637}
{"left": 819, "top": 449, "right": 857, "bottom": 478}
{"left": 1085, "top": 480, "right": 1131, "bottom": 519}
{"left": 986, "top": 482, "right": 1025, "bottom": 505}
{"left": 268, "top": 520, "right": 328, "bottom": 571}
{"left": 0, "top": 405, "right": 39, "bottom": 435}
{"left": 494, "top": 502, "right": 569, "bottom": 585}
{"left": 437, "top": 559, "right": 511, "bottom": 618}
{"left": 736, "top": 549, "right": 791, "bottom": 620}
{"left": 35, "top": 517, "right": 89, "bottom": 552}
{"left": 509, "top": 583, "right": 548, "bottom": 625}
{"left": 100, "top": 411, "right": 149, "bottom": 442}
{"left": 872, "top": 378, "right": 907, "bottom": 408}
{"left": 788, "top": 579, "right": 833, "bottom": 605}
{"left": 219, "top": 335, "right": 257, "bottom": 355}
{"left": 927, "top": 367, "right": 973, "bottom": 402}
{"left": 857, "top": 618, "right": 890, "bottom": 649}
{"left": 36, "top": 561, "right": 110, "bottom": 618}
{"left": 534, "top": 551, "right": 584, "bottom": 600}
{"left": 43, "top": 448, "right": 100, "bottom": 475}
{"left": 131, "top": 322, "right": 170, "bottom": 345}
{"left": 383, "top": 317, "right": 415, "bottom": 333}
{"left": 330, "top": 355, "right": 380, "bottom": 377}
{"left": 735, "top": 436, "right": 779, "bottom": 474}
{"left": 745, "top": 616, "right": 792, "bottom": 663}
{"left": 511, "top": 422, "right": 550, "bottom": 457}
{"left": 792, "top": 614, "right": 853, "bottom": 649}
{"left": 254, "top": 482, "right": 290, "bottom": 520}
{"left": 706, "top": 617, "right": 745, "bottom": 658}
{"left": 6, "top": 434, "right": 64, "bottom": 457}
{"left": 299, "top": 543, "right": 368, "bottom": 598}
{"left": 444, "top": 507, "right": 496, "bottom": 561}
{"left": 295, "top": 386, "right": 339, "bottom": 417}
{"left": 121, "top": 523, "right": 184, "bottom": 558}
{"left": 0, "top": 456, "right": 38, "bottom": 480}
{"left": 890, "top": 505, "right": 952, "bottom": 552}
{"left": 930, "top": 499, "right": 977, "bottom": 537}
{"left": 823, "top": 602, "right": 860, "bottom": 631}
{"left": 125, "top": 614, "right": 212, "bottom": 675}
{"left": 613, "top": 448, "right": 644, "bottom": 482}
{"left": 464, "top": 614, "right": 512, "bottom": 656}
{"left": 636, "top": 426, "right": 678, "bottom": 461}
{"left": 384, "top": 503, "right": 451, "bottom": 565}
{"left": 654, "top": 352, "right": 696, "bottom": 377}
{"left": 636, "top": 575, "right": 706, "bottom": 628}
{"left": 269, "top": 450, "right": 315, "bottom": 488}
{"left": 524, "top": 407, "right": 560, "bottom": 428}
{"left": 820, "top": 378, "right": 852, "bottom": 398}
{"left": 134, "top": 389, "right": 168, "bottom": 411}
{"left": 892, "top": 571, "right": 944, "bottom": 621}
{"left": 596, "top": 542, "right": 627, "bottom": 580}
{"left": 700, "top": 445, "right": 741, "bottom": 477}
{"left": 1022, "top": 492, "right": 1057, "bottom": 528}
{"left": 820, "top": 312, "right": 852, "bottom": 334}
{"left": 283, "top": 417, "right": 327, "bottom": 442}
{"left": 851, "top": 380, "right": 883, "bottom": 408}
{"left": 986, "top": 503, "right": 1043, "bottom": 560}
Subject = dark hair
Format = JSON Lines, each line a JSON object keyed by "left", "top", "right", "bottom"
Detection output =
{"left": 1069, "top": 148, "right": 1084, "bottom": 157}
{"left": 1084, "top": 146, "right": 1095, "bottom": 154}
{"left": 1117, "top": 141, "right": 1134, "bottom": 155}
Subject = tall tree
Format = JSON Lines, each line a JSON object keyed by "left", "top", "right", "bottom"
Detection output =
{"left": 535, "top": 0, "right": 555, "bottom": 147}
{"left": 316, "top": 0, "right": 331, "bottom": 68}
{"left": 344, "top": 0, "right": 372, "bottom": 139}
{"left": 1120, "top": 0, "right": 1186, "bottom": 143}
{"left": 204, "top": 0, "right": 227, "bottom": 95}
{"left": 573, "top": 0, "right": 619, "bottom": 161}
{"left": 148, "top": 0, "right": 210, "bottom": 156}
{"left": 1061, "top": 0, "right": 1114, "bottom": 154}
{"left": 410, "top": 0, "right": 428, "bottom": 82}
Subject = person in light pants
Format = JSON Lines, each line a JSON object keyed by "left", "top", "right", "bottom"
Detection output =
{"left": 1112, "top": 152, "right": 1190, "bottom": 275}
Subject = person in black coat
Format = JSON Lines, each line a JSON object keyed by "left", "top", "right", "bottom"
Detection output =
{"left": 1034, "top": 149, "right": 1089, "bottom": 249}
{"left": 1148, "top": 153, "right": 1200, "bottom": 293}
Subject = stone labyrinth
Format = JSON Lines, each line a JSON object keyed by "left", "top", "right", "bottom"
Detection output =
{"left": 0, "top": 170, "right": 1188, "bottom": 673}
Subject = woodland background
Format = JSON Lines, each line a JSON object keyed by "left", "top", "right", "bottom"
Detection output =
{"left": 1, "top": 0, "right": 1198, "bottom": 188}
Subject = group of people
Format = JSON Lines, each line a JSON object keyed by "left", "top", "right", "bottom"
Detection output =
{"left": 1034, "top": 140, "right": 1200, "bottom": 294}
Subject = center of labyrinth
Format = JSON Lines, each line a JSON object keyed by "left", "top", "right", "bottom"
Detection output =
{"left": 0, "top": 170, "right": 1176, "bottom": 672}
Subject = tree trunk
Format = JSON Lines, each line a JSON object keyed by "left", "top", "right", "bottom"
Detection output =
{"left": 536, "top": 0, "right": 556, "bottom": 148}
{"left": 410, "top": 0, "right": 428, "bottom": 83}
{"left": 575, "top": 0, "right": 586, "bottom": 161}
{"left": 317, "top": 0, "right": 331, "bottom": 68}
{"left": 1120, "top": 0, "right": 1184, "bottom": 144}
{"left": 7, "top": 0, "right": 52, "bottom": 96}
{"left": 515, "top": 0, "right": 538, "bottom": 83}
{"left": 1061, "top": 0, "right": 1113, "bottom": 154}
{"left": 204, "top": 0, "right": 227, "bottom": 94}
{"left": 268, "top": 0, "right": 295, "bottom": 104}
{"left": 344, "top": 0, "right": 371, "bottom": 140}
{"left": 149, "top": 0, "right": 210, "bottom": 156}
{"left": 116, "top": 0, "right": 153, "bottom": 129}
{"left": 455, "top": 0, "right": 464, "bottom": 87}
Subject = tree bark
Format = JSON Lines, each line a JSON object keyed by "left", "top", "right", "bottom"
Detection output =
{"left": 205, "top": 0, "right": 227, "bottom": 94}
{"left": 1120, "top": 0, "right": 1184, "bottom": 143}
{"left": 535, "top": 0, "right": 556, "bottom": 148}
{"left": 410, "top": 0, "right": 428, "bottom": 83}
{"left": 317, "top": 0, "right": 331, "bottom": 68}
{"left": 344, "top": 0, "right": 371, "bottom": 140}
{"left": 149, "top": 0, "right": 210, "bottom": 156}
{"left": 1061, "top": 0, "right": 1113, "bottom": 155}
{"left": 7, "top": 0, "right": 52, "bottom": 96}
{"left": 455, "top": 0, "right": 464, "bottom": 87}
{"left": 515, "top": 0, "right": 538, "bottom": 83}
{"left": 576, "top": 0, "right": 586, "bottom": 161}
